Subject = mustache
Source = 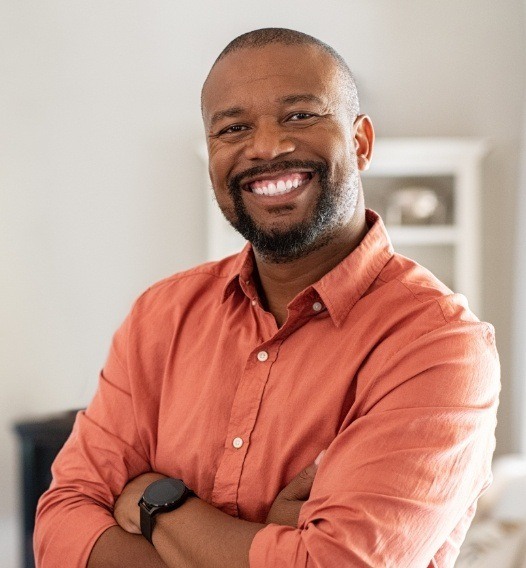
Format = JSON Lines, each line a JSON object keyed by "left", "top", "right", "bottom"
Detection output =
{"left": 228, "top": 159, "right": 327, "bottom": 195}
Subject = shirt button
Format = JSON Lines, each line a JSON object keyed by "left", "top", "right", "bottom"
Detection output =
{"left": 257, "top": 350, "right": 269, "bottom": 362}
{"left": 232, "top": 437, "right": 243, "bottom": 449}
{"left": 313, "top": 301, "right": 323, "bottom": 312}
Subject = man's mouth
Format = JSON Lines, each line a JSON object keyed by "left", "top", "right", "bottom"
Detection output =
{"left": 243, "top": 172, "right": 313, "bottom": 197}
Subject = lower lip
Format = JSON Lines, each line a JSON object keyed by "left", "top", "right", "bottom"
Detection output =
{"left": 244, "top": 176, "right": 313, "bottom": 206}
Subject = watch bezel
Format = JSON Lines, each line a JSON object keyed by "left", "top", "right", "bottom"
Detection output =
{"left": 142, "top": 478, "right": 187, "bottom": 508}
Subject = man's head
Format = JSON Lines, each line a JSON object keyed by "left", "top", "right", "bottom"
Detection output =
{"left": 201, "top": 28, "right": 374, "bottom": 263}
{"left": 204, "top": 28, "right": 360, "bottom": 123}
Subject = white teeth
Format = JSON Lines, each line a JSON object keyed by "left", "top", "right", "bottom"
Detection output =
{"left": 251, "top": 175, "right": 309, "bottom": 196}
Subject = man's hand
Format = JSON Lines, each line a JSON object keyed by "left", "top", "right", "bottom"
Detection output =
{"left": 114, "top": 472, "right": 167, "bottom": 534}
{"left": 104, "top": 453, "right": 323, "bottom": 568}
{"left": 114, "top": 450, "right": 324, "bottom": 537}
{"left": 265, "top": 450, "right": 325, "bottom": 527}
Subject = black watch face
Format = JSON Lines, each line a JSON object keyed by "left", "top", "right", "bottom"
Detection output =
{"left": 144, "top": 478, "right": 186, "bottom": 507}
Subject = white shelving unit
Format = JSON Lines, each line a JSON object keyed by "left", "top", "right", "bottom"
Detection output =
{"left": 202, "top": 138, "right": 488, "bottom": 315}
{"left": 364, "top": 138, "right": 488, "bottom": 315}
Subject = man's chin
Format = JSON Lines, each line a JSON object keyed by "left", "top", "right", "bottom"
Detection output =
{"left": 226, "top": 190, "right": 336, "bottom": 262}
{"left": 241, "top": 225, "right": 331, "bottom": 263}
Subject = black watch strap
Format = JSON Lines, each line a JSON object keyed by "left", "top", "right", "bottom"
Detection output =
{"left": 139, "top": 502, "right": 156, "bottom": 544}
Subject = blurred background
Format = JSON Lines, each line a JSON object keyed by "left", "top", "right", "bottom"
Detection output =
{"left": 1, "top": 1, "right": 525, "bottom": 566}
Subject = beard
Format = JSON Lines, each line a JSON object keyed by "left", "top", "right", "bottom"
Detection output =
{"left": 222, "top": 159, "right": 359, "bottom": 263}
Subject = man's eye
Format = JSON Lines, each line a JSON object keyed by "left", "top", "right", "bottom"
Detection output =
{"left": 288, "top": 112, "right": 315, "bottom": 121}
{"left": 220, "top": 124, "right": 248, "bottom": 135}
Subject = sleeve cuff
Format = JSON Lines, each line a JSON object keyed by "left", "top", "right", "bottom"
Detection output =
{"left": 249, "top": 523, "right": 306, "bottom": 568}
{"left": 34, "top": 502, "right": 117, "bottom": 568}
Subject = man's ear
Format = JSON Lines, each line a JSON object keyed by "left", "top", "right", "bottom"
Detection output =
{"left": 353, "top": 114, "right": 374, "bottom": 171}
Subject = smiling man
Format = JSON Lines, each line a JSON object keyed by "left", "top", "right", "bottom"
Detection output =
{"left": 35, "top": 29, "right": 500, "bottom": 568}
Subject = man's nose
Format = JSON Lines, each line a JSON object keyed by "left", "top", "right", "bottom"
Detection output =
{"left": 244, "top": 121, "right": 295, "bottom": 161}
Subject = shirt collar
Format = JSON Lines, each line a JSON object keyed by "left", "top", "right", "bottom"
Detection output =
{"left": 221, "top": 210, "right": 394, "bottom": 326}
{"left": 221, "top": 242, "right": 255, "bottom": 303}
{"left": 313, "top": 210, "right": 394, "bottom": 326}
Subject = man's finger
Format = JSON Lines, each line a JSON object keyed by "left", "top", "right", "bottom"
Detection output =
{"left": 281, "top": 450, "right": 326, "bottom": 501}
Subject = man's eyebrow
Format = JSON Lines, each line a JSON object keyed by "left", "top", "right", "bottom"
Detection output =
{"left": 210, "top": 106, "right": 244, "bottom": 127}
{"left": 278, "top": 94, "right": 325, "bottom": 106}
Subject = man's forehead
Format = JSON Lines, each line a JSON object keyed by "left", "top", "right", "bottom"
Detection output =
{"left": 202, "top": 44, "right": 340, "bottom": 116}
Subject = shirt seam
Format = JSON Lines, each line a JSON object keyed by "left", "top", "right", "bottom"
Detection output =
{"left": 376, "top": 275, "right": 450, "bottom": 325}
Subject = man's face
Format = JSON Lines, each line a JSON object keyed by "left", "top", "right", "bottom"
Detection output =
{"left": 202, "top": 43, "right": 370, "bottom": 262}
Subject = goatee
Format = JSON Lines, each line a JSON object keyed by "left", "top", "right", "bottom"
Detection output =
{"left": 225, "top": 159, "right": 348, "bottom": 264}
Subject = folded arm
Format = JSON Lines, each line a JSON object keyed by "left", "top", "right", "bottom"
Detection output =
{"left": 249, "top": 322, "right": 500, "bottom": 567}
{"left": 88, "top": 323, "right": 500, "bottom": 568}
{"left": 35, "top": 312, "right": 499, "bottom": 568}
{"left": 88, "top": 455, "right": 322, "bottom": 567}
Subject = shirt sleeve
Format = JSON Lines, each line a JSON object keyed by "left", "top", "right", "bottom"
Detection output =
{"left": 249, "top": 321, "right": 500, "bottom": 568}
{"left": 34, "top": 311, "right": 151, "bottom": 568}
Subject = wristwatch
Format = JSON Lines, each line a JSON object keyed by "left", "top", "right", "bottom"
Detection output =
{"left": 138, "top": 478, "right": 195, "bottom": 544}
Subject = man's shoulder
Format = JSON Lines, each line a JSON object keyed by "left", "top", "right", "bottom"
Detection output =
{"left": 150, "top": 253, "right": 238, "bottom": 291}
{"left": 359, "top": 253, "right": 499, "bottom": 409}
{"left": 374, "top": 252, "right": 481, "bottom": 328}
{"left": 132, "top": 252, "right": 241, "bottom": 315}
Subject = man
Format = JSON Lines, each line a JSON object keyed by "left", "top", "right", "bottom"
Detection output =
{"left": 35, "top": 28, "right": 500, "bottom": 567}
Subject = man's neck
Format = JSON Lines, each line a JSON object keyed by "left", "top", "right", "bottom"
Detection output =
{"left": 253, "top": 210, "right": 368, "bottom": 327}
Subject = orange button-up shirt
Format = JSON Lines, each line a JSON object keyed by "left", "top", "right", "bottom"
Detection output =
{"left": 35, "top": 210, "right": 500, "bottom": 567}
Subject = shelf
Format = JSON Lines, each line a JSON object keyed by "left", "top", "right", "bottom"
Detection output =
{"left": 387, "top": 225, "right": 458, "bottom": 245}
{"left": 367, "top": 138, "right": 488, "bottom": 175}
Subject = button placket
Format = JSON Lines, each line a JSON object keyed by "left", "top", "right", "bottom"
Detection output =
{"left": 211, "top": 340, "right": 280, "bottom": 516}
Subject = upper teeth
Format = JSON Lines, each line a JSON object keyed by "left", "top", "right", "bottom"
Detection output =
{"left": 252, "top": 176, "right": 304, "bottom": 196}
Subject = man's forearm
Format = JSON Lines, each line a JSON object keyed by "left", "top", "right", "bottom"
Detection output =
{"left": 87, "top": 526, "right": 168, "bottom": 568}
{"left": 88, "top": 498, "right": 265, "bottom": 568}
{"left": 153, "top": 497, "right": 265, "bottom": 568}
{"left": 105, "top": 458, "right": 318, "bottom": 567}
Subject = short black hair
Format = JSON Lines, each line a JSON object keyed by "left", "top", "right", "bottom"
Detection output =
{"left": 204, "top": 28, "right": 360, "bottom": 118}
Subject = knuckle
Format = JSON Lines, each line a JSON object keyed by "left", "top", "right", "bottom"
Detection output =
{"left": 299, "top": 468, "right": 312, "bottom": 481}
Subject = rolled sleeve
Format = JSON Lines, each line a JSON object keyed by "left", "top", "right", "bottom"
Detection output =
{"left": 250, "top": 322, "right": 500, "bottom": 567}
{"left": 34, "top": 313, "right": 151, "bottom": 568}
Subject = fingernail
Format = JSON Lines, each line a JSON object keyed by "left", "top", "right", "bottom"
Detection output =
{"left": 314, "top": 450, "right": 326, "bottom": 467}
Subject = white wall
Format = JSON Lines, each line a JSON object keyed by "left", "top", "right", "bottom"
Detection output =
{"left": 513, "top": 1, "right": 526, "bottom": 455}
{"left": 1, "top": 1, "right": 524, "bottom": 565}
